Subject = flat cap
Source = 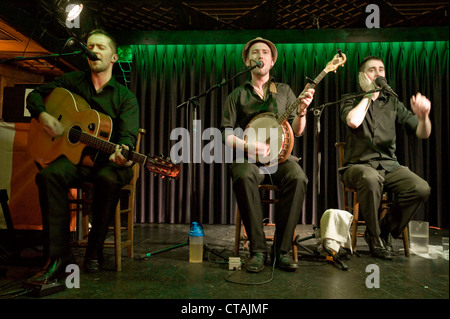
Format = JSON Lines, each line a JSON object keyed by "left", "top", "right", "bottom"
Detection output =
{"left": 241, "top": 37, "right": 277, "bottom": 64}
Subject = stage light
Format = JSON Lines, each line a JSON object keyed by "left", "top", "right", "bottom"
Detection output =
{"left": 66, "top": 3, "right": 83, "bottom": 22}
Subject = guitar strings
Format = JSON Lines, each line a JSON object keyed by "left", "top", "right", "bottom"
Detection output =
{"left": 57, "top": 123, "right": 177, "bottom": 176}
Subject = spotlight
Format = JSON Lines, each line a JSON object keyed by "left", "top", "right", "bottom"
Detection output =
{"left": 66, "top": 3, "right": 83, "bottom": 22}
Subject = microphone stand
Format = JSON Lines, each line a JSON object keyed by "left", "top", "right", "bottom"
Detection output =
{"left": 0, "top": 51, "right": 83, "bottom": 65}
{"left": 0, "top": 37, "right": 88, "bottom": 67}
{"left": 310, "top": 88, "right": 382, "bottom": 119}
{"left": 176, "top": 62, "right": 261, "bottom": 224}
{"left": 136, "top": 63, "right": 261, "bottom": 260}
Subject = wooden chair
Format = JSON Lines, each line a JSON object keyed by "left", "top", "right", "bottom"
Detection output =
{"left": 335, "top": 142, "right": 409, "bottom": 256}
{"left": 234, "top": 184, "right": 298, "bottom": 261}
{"left": 71, "top": 128, "right": 146, "bottom": 271}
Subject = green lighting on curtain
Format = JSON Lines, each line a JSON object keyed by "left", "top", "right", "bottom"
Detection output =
{"left": 122, "top": 41, "right": 448, "bottom": 68}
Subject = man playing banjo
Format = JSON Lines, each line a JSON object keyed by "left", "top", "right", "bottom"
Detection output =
{"left": 221, "top": 37, "right": 314, "bottom": 273}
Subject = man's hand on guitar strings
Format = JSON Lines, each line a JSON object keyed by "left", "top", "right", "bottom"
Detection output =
{"left": 39, "top": 112, "right": 64, "bottom": 137}
{"left": 110, "top": 144, "right": 133, "bottom": 167}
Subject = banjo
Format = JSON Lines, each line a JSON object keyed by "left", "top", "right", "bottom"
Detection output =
{"left": 244, "top": 50, "right": 347, "bottom": 166}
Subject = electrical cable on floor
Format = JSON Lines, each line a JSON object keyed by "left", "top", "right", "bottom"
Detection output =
{"left": 0, "top": 287, "right": 30, "bottom": 299}
{"left": 205, "top": 245, "right": 228, "bottom": 264}
{"left": 204, "top": 240, "right": 277, "bottom": 285}
{"left": 134, "top": 242, "right": 189, "bottom": 260}
{"left": 224, "top": 256, "right": 276, "bottom": 285}
{"left": 0, "top": 279, "right": 21, "bottom": 292}
{"left": 225, "top": 236, "right": 280, "bottom": 285}
{"left": 0, "top": 279, "right": 30, "bottom": 299}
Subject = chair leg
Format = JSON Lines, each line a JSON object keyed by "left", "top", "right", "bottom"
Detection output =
{"left": 127, "top": 205, "right": 134, "bottom": 259}
{"left": 292, "top": 229, "right": 298, "bottom": 262}
{"left": 114, "top": 202, "right": 122, "bottom": 272}
{"left": 402, "top": 227, "right": 409, "bottom": 257}
{"left": 241, "top": 225, "right": 249, "bottom": 251}
{"left": 234, "top": 207, "right": 241, "bottom": 256}
{"left": 351, "top": 200, "right": 359, "bottom": 253}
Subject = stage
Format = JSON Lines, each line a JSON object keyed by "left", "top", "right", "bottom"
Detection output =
{"left": 1, "top": 224, "right": 448, "bottom": 302}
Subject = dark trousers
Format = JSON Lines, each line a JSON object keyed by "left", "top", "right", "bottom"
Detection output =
{"left": 342, "top": 165, "right": 430, "bottom": 238}
{"left": 230, "top": 156, "right": 308, "bottom": 254}
{"left": 35, "top": 156, "right": 133, "bottom": 259}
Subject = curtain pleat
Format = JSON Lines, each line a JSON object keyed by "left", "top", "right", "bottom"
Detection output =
{"left": 130, "top": 41, "right": 449, "bottom": 228}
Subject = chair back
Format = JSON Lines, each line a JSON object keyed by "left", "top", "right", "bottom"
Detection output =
{"left": 335, "top": 142, "right": 346, "bottom": 169}
{"left": 335, "top": 142, "right": 348, "bottom": 204}
{"left": 129, "top": 128, "right": 146, "bottom": 188}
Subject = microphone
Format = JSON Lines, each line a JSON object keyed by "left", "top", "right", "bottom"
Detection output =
{"left": 67, "top": 37, "right": 100, "bottom": 61}
{"left": 251, "top": 60, "right": 264, "bottom": 68}
{"left": 375, "top": 76, "right": 398, "bottom": 97}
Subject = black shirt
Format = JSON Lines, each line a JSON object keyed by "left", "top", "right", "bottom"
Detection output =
{"left": 221, "top": 79, "right": 297, "bottom": 142}
{"left": 26, "top": 71, "right": 140, "bottom": 150}
{"left": 340, "top": 92, "right": 419, "bottom": 172}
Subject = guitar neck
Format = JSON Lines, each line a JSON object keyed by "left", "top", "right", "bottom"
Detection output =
{"left": 277, "top": 69, "right": 328, "bottom": 124}
{"left": 75, "top": 130, "right": 147, "bottom": 165}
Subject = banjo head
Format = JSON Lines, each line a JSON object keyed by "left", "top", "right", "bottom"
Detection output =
{"left": 244, "top": 113, "right": 286, "bottom": 166}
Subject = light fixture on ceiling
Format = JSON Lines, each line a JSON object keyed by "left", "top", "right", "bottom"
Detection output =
{"left": 66, "top": 3, "right": 83, "bottom": 22}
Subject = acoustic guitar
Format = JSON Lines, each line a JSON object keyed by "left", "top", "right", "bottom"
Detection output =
{"left": 28, "top": 88, "right": 180, "bottom": 179}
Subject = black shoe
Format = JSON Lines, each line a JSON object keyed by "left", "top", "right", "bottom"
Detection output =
{"left": 275, "top": 253, "right": 298, "bottom": 271}
{"left": 381, "top": 232, "right": 394, "bottom": 253}
{"left": 84, "top": 258, "right": 103, "bottom": 272}
{"left": 245, "top": 253, "right": 266, "bottom": 273}
{"left": 84, "top": 245, "right": 104, "bottom": 272}
{"left": 26, "top": 256, "right": 71, "bottom": 285}
{"left": 364, "top": 231, "right": 393, "bottom": 260}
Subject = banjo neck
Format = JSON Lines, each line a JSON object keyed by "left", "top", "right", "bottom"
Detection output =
{"left": 276, "top": 69, "right": 327, "bottom": 124}
{"left": 276, "top": 50, "right": 347, "bottom": 124}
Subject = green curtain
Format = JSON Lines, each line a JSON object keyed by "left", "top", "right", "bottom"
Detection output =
{"left": 130, "top": 40, "right": 449, "bottom": 228}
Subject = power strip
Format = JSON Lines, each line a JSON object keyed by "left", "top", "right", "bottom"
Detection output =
{"left": 228, "top": 257, "right": 242, "bottom": 270}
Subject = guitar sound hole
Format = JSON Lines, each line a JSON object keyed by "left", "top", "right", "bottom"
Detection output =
{"left": 68, "top": 126, "right": 82, "bottom": 144}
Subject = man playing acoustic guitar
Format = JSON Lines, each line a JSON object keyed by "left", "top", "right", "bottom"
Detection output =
{"left": 26, "top": 29, "right": 139, "bottom": 283}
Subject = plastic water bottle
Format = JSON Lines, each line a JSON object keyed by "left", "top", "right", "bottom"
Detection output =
{"left": 189, "top": 222, "right": 204, "bottom": 263}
